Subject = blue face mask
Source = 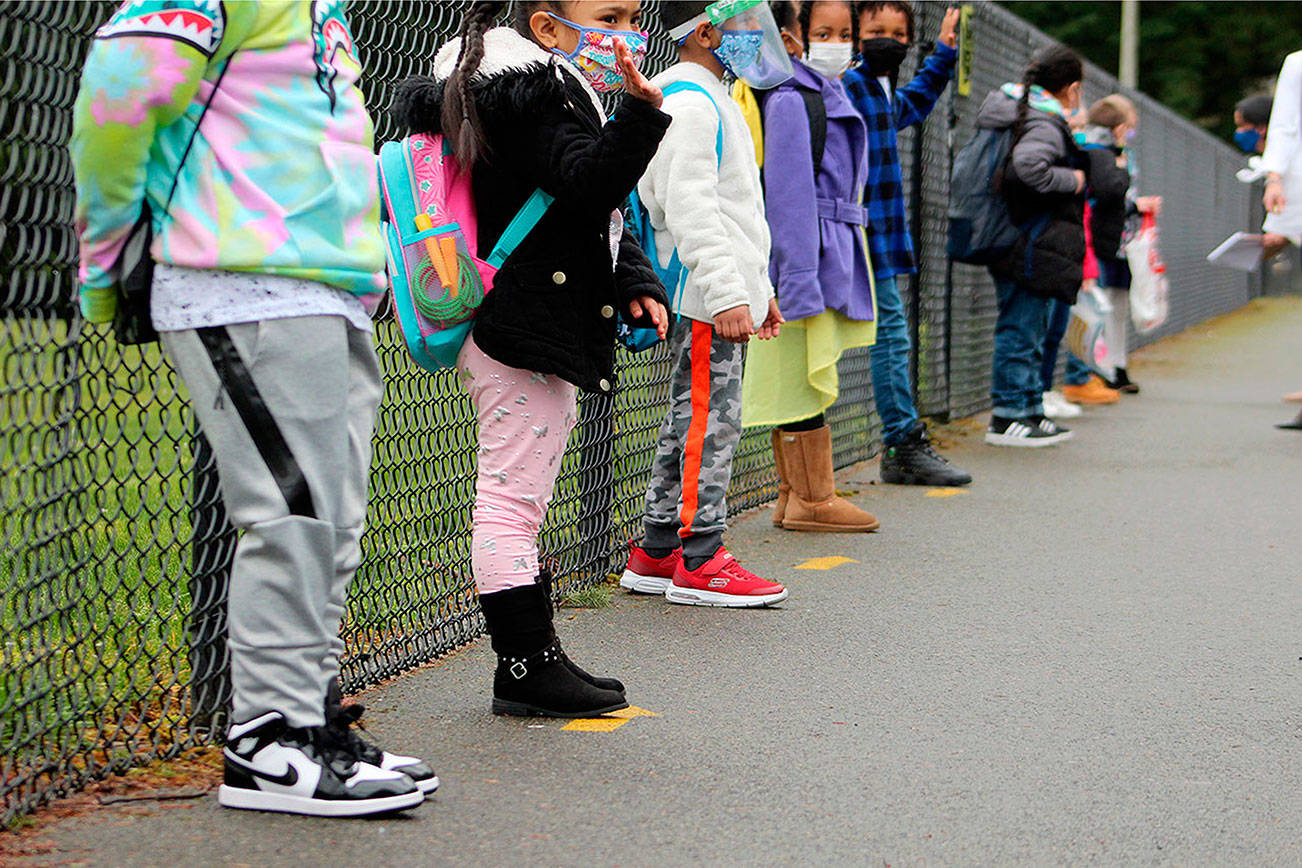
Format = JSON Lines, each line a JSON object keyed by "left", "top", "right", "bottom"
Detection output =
{"left": 1072, "top": 131, "right": 1087, "bottom": 146}
{"left": 713, "top": 29, "right": 763, "bottom": 76}
{"left": 1234, "top": 128, "right": 1261, "bottom": 154}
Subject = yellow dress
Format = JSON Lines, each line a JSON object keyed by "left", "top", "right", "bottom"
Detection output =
{"left": 741, "top": 307, "right": 877, "bottom": 429}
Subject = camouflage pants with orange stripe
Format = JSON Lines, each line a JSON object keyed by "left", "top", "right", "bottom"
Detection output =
{"left": 642, "top": 317, "right": 744, "bottom": 560}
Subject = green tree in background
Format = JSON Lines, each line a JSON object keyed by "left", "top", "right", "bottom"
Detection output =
{"left": 1004, "top": 2, "right": 1302, "bottom": 140}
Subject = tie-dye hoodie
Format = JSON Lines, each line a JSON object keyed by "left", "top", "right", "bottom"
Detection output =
{"left": 71, "top": 0, "right": 385, "bottom": 322}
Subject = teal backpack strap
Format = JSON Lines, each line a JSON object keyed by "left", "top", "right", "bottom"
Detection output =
{"left": 378, "top": 140, "right": 418, "bottom": 229}
{"left": 487, "top": 188, "right": 556, "bottom": 268}
{"left": 662, "top": 80, "right": 724, "bottom": 165}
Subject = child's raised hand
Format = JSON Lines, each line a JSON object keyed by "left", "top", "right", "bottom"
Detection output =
{"left": 939, "top": 7, "right": 960, "bottom": 49}
{"left": 628, "top": 295, "right": 669, "bottom": 339}
{"left": 756, "top": 298, "right": 785, "bottom": 340}
{"left": 713, "top": 304, "right": 754, "bottom": 343}
{"left": 615, "top": 39, "right": 662, "bottom": 108}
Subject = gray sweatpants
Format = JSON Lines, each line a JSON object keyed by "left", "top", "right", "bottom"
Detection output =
{"left": 642, "top": 317, "right": 744, "bottom": 560}
{"left": 162, "top": 315, "right": 382, "bottom": 728}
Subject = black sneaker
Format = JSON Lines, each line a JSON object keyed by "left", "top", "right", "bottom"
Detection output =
{"left": 326, "top": 703, "right": 439, "bottom": 796}
{"left": 218, "top": 712, "right": 424, "bottom": 817}
{"left": 1108, "top": 367, "right": 1141, "bottom": 394}
{"left": 985, "top": 414, "right": 1072, "bottom": 447}
{"left": 880, "top": 423, "right": 973, "bottom": 486}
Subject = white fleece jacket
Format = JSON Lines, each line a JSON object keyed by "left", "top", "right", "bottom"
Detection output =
{"left": 637, "top": 62, "right": 773, "bottom": 325}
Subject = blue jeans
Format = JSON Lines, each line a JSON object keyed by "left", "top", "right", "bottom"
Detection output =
{"left": 867, "top": 275, "right": 919, "bottom": 446}
{"left": 990, "top": 277, "right": 1050, "bottom": 419}
{"left": 1041, "top": 299, "right": 1092, "bottom": 390}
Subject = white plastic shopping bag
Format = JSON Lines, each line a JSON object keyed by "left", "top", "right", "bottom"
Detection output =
{"left": 1125, "top": 213, "right": 1170, "bottom": 334}
{"left": 1066, "top": 281, "right": 1114, "bottom": 379}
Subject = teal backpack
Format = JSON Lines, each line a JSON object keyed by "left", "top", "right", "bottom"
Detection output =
{"left": 622, "top": 81, "right": 724, "bottom": 352}
{"left": 378, "top": 132, "right": 553, "bottom": 372}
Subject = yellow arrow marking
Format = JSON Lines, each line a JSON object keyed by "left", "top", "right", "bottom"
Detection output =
{"left": 925, "top": 487, "right": 968, "bottom": 498}
{"left": 795, "top": 556, "right": 860, "bottom": 570}
{"left": 562, "top": 706, "right": 660, "bottom": 732}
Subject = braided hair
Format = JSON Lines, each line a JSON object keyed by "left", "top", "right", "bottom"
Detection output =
{"left": 772, "top": 1, "right": 799, "bottom": 33}
{"left": 440, "top": 1, "right": 509, "bottom": 167}
{"left": 1014, "top": 44, "right": 1083, "bottom": 140}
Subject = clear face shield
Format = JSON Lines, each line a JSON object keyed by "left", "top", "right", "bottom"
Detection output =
{"left": 672, "top": 0, "right": 794, "bottom": 89}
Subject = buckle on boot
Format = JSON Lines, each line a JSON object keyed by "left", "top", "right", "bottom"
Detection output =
{"left": 509, "top": 660, "right": 528, "bottom": 680}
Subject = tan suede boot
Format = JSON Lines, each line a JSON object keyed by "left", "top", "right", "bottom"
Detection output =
{"left": 770, "top": 428, "right": 790, "bottom": 527}
{"left": 778, "top": 426, "right": 880, "bottom": 532}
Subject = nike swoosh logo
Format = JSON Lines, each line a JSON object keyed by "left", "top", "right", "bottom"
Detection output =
{"left": 225, "top": 750, "right": 300, "bottom": 788}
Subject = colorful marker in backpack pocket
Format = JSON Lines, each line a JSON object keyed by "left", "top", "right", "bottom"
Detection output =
{"left": 413, "top": 212, "right": 453, "bottom": 291}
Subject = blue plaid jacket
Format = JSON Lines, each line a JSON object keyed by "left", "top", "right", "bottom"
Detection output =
{"left": 843, "top": 43, "right": 957, "bottom": 281}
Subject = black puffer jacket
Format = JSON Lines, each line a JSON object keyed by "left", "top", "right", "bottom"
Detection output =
{"left": 1080, "top": 129, "right": 1135, "bottom": 262}
{"left": 398, "top": 28, "right": 671, "bottom": 393}
{"left": 976, "top": 89, "right": 1085, "bottom": 303}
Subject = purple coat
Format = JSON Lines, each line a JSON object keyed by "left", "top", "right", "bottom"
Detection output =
{"left": 762, "top": 59, "right": 874, "bottom": 323}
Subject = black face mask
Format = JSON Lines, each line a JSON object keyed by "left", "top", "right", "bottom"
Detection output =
{"left": 859, "top": 37, "right": 909, "bottom": 75}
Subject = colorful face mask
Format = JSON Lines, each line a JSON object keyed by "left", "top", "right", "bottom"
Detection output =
{"left": 545, "top": 12, "right": 648, "bottom": 93}
{"left": 714, "top": 29, "right": 764, "bottom": 76}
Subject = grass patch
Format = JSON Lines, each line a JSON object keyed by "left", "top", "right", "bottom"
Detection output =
{"left": 560, "top": 581, "right": 614, "bottom": 610}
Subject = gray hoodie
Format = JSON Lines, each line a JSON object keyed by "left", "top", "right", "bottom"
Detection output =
{"left": 976, "top": 89, "right": 1078, "bottom": 196}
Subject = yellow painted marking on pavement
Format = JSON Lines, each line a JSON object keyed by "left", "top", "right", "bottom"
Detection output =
{"left": 562, "top": 718, "right": 628, "bottom": 732}
{"left": 795, "top": 556, "right": 860, "bottom": 570}
{"left": 562, "top": 706, "right": 660, "bottom": 732}
{"left": 925, "top": 487, "right": 968, "bottom": 498}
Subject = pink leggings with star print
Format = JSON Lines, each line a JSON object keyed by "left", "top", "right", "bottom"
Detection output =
{"left": 458, "top": 335, "right": 578, "bottom": 594}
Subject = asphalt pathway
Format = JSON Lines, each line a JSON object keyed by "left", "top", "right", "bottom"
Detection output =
{"left": 29, "top": 298, "right": 1302, "bottom": 865}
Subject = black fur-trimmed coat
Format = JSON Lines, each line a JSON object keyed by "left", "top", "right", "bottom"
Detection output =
{"left": 398, "top": 27, "right": 671, "bottom": 393}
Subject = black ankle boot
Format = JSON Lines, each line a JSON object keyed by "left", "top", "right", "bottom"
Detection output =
{"left": 536, "top": 571, "right": 625, "bottom": 693}
{"left": 1110, "top": 367, "right": 1140, "bottom": 394}
{"left": 479, "top": 583, "right": 628, "bottom": 718}
{"left": 880, "top": 422, "right": 973, "bottom": 486}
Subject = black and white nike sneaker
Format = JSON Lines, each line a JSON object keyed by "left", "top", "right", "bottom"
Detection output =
{"left": 218, "top": 712, "right": 424, "bottom": 817}
{"left": 326, "top": 703, "right": 439, "bottom": 797}
{"left": 985, "top": 414, "right": 1073, "bottom": 447}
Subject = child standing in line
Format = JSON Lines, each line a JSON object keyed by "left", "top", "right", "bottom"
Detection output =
{"left": 73, "top": 1, "right": 432, "bottom": 816}
{"left": 976, "top": 44, "right": 1086, "bottom": 447}
{"left": 398, "top": 0, "right": 671, "bottom": 716}
{"left": 741, "top": 0, "right": 881, "bottom": 533}
{"left": 1070, "top": 94, "right": 1163, "bottom": 398}
{"left": 621, "top": 0, "right": 789, "bottom": 608}
{"left": 1040, "top": 105, "right": 1116, "bottom": 417}
{"left": 841, "top": 1, "right": 971, "bottom": 487}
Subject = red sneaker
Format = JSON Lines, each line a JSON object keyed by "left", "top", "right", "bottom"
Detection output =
{"left": 620, "top": 544, "right": 683, "bottom": 595}
{"left": 665, "top": 548, "right": 788, "bottom": 608}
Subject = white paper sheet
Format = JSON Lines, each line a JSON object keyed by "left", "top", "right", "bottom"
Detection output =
{"left": 1206, "top": 233, "right": 1265, "bottom": 272}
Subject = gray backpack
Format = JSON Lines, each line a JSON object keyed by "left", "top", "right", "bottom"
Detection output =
{"left": 947, "top": 127, "right": 1019, "bottom": 265}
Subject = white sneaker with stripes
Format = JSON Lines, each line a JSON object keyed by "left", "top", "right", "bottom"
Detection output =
{"left": 985, "top": 414, "right": 1073, "bottom": 447}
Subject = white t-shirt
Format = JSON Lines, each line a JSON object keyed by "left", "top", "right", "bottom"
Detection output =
{"left": 151, "top": 263, "right": 375, "bottom": 333}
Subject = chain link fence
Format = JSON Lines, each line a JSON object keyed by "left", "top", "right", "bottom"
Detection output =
{"left": 1, "top": 0, "right": 1258, "bottom": 823}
